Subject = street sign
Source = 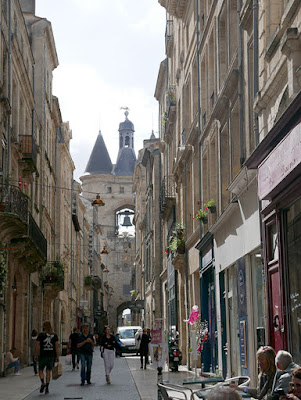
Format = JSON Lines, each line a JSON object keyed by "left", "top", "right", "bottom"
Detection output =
{"left": 80, "top": 300, "right": 88, "bottom": 307}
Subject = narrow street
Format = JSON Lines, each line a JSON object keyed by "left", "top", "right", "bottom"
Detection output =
{"left": 23, "top": 354, "right": 140, "bottom": 400}
{"left": 0, "top": 352, "right": 199, "bottom": 400}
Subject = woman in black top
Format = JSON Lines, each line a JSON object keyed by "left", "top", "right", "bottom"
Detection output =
{"left": 100, "top": 326, "right": 120, "bottom": 384}
{"left": 140, "top": 328, "right": 151, "bottom": 369}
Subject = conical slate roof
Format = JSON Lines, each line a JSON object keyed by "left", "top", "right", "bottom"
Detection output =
{"left": 113, "top": 147, "right": 136, "bottom": 176}
{"left": 85, "top": 131, "right": 113, "bottom": 174}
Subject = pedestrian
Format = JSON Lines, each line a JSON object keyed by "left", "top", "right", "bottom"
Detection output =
{"left": 69, "top": 327, "right": 79, "bottom": 371}
{"left": 135, "top": 328, "right": 142, "bottom": 356}
{"left": 115, "top": 333, "right": 123, "bottom": 357}
{"left": 282, "top": 367, "right": 301, "bottom": 399}
{"left": 140, "top": 328, "right": 151, "bottom": 369}
{"left": 6, "top": 347, "right": 21, "bottom": 375}
{"left": 31, "top": 329, "right": 38, "bottom": 375}
{"left": 34, "top": 320, "right": 59, "bottom": 394}
{"left": 146, "top": 328, "right": 152, "bottom": 364}
{"left": 231, "top": 345, "right": 276, "bottom": 400}
{"left": 207, "top": 386, "right": 241, "bottom": 400}
{"left": 269, "top": 350, "right": 299, "bottom": 399}
{"left": 77, "top": 323, "right": 95, "bottom": 386}
{"left": 100, "top": 325, "right": 121, "bottom": 384}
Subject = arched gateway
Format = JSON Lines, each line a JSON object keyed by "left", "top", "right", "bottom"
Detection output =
{"left": 81, "top": 111, "right": 138, "bottom": 332}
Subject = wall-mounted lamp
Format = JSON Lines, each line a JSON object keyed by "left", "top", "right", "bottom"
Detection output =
{"left": 12, "top": 285, "right": 17, "bottom": 292}
{"left": 92, "top": 194, "right": 105, "bottom": 207}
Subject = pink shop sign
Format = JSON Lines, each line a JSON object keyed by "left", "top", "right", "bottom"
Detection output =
{"left": 258, "top": 123, "right": 301, "bottom": 200}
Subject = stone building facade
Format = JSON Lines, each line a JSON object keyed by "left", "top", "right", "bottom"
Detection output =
{"left": 152, "top": 0, "right": 301, "bottom": 382}
{"left": 81, "top": 111, "right": 137, "bottom": 332}
{"left": 0, "top": 0, "right": 89, "bottom": 374}
{"left": 133, "top": 133, "right": 162, "bottom": 330}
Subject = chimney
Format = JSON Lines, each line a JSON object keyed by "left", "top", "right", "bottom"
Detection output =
{"left": 19, "top": 0, "right": 35, "bottom": 14}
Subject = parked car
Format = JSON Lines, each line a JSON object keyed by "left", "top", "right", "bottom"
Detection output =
{"left": 117, "top": 326, "right": 142, "bottom": 354}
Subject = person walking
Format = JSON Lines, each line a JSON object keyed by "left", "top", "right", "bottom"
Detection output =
{"left": 6, "top": 347, "right": 21, "bottom": 375}
{"left": 77, "top": 323, "right": 95, "bottom": 386}
{"left": 140, "top": 328, "right": 151, "bottom": 369}
{"left": 69, "top": 327, "right": 79, "bottom": 371}
{"left": 30, "top": 329, "right": 38, "bottom": 375}
{"left": 34, "top": 320, "right": 59, "bottom": 394}
{"left": 100, "top": 325, "right": 121, "bottom": 384}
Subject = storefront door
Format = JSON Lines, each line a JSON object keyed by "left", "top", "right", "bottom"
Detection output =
{"left": 269, "top": 269, "right": 285, "bottom": 351}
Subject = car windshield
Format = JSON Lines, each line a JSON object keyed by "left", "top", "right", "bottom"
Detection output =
{"left": 118, "top": 329, "right": 138, "bottom": 339}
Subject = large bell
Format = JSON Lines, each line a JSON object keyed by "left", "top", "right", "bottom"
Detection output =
{"left": 122, "top": 215, "right": 132, "bottom": 227}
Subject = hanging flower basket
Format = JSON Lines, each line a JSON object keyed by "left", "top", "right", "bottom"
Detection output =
{"left": 204, "top": 200, "right": 216, "bottom": 214}
{"left": 194, "top": 209, "right": 208, "bottom": 224}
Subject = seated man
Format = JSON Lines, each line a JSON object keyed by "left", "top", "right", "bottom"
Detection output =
{"left": 6, "top": 347, "right": 21, "bottom": 376}
{"left": 269, "top": 350, "right": 299, "bottom": 399}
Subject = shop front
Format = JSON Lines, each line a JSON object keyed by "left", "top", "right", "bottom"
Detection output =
{"left": 246, "top": 94, "right": 301, "bottom": 363}
{"left": 196, "top": 233, "right": 218, "bottom": 373}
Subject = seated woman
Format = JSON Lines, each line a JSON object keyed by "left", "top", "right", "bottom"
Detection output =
{"left": 231, "top": 346, "right": 276, "bottom": 400}
{"left": 6, "top": 347, "right": 21, "bottom": 376}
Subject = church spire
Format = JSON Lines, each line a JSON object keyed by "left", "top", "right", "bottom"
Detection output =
{"left": 85, "top": 131, "right": 113, "bottom": 175}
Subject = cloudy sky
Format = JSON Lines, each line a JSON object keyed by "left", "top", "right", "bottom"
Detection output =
{"left": 35, "top": 1, "right": 166, "bottom": 181}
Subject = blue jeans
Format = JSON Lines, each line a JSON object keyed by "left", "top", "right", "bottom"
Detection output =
{"left": 7, "top": 360, "right": 19, "bottom": 372}
{"left": 79, "top": 353, "right": 92, "bottom": 383}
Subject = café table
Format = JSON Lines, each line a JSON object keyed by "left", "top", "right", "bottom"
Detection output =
{"left": 194, "top": 389, "right": 252, "bottom": 399}
{"left": 182, "top": 376, "right": 224, "bottom": 389}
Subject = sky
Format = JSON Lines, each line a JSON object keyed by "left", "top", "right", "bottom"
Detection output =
{"left": 35, "top": 1, "right": 166, "bottom": 181}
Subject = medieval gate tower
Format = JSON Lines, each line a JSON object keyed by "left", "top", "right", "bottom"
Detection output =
{"left": 80, "top": 110, "right": 137, "bottom": 331}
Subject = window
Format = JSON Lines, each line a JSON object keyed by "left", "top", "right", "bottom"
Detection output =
{"left": 107, "top": 186, "right": 112, "bottom": 193}
{"left": 120, "top": 187, "right": 124, "bottom": 194}
{"left": 285, "top": 197, "right": 301, "bottom": 364}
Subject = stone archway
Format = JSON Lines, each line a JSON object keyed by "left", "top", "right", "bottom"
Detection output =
{"left": 116, "top": 300, "right": 144, "bottom": 329}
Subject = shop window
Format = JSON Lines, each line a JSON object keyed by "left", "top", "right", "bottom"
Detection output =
{"left": 268, "top": 223, "right": 279, "bottom": 262}
{"left": 226, "top": 264, "right": 240, "bottom": 376}
{"left": 285, "top": 197, "right": 301, "bottom": 364}
{"left": 250, "top": 252, "right": 266, "bottom": 349}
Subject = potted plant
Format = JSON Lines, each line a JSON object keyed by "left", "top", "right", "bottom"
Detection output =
{"left": 204, "top": 199, "right": 216, "bottom": 214}
{"left": 194, "top": 209, "right": 208, "bottom": 224}
{"left": 168, "top": 223, "right": 185, "bottom": 257}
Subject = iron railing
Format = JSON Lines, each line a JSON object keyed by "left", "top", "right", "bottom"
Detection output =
{"left": 160, "top": 175, "right": 176, "bottom": 216}
{"left": 29, "top": 213, "right": 47, "bottom": 260}
{"left": 0, "top": 185, "right": 28, "bottom": 222}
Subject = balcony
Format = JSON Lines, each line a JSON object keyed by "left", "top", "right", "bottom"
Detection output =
{"left": 160, "top": 175, "right": 176, "bottom": 218}
{"left": 0, "top": 185, "right": 28, "bottom": 241}
{"left": 42, "top": 261, "right": 65, "bottom": 299}
{"left": 20, "top": 135, "right": 38, "bottom": 172}
{"left": 28, "top": 213, "right": 47, "bottom": 260}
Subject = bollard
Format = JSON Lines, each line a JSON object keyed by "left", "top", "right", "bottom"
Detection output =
{"left": 157, "top": 366, "right": 163, "bottom": 400}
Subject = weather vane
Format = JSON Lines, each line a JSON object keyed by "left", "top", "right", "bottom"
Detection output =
{"left": 120, "top": 106, "right": 130, "bottom": 118}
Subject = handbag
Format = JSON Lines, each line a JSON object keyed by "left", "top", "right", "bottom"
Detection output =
{"left": 52, "top": 362, "right": 62, "bottom": 380}
{"left": 65, "top": 354, "right": 72, "bottom": 365}
{"left": 100, "top": 347, "right": 104, "bottom": 358}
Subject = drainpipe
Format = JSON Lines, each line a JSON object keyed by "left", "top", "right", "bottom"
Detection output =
{"left": 196, "top": 0, "right": 203, "bottom": 238}
{"left": 253, "top": 0, "right": 259, "bottom": 146}
{"left": 184, "top": 162, "right": 191, "bottom": 369}
{"left": 6, "top": 0, "right": 12, "bottom": 182}
{"left": 158, "top": 152, "right": 163, "bottom": 319}
{"left": 238, "top": 0, "right": 245, "bottom": 165}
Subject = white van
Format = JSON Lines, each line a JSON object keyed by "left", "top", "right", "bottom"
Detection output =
{"left": 117, "top": 326, "right": 142, "bottom": 354}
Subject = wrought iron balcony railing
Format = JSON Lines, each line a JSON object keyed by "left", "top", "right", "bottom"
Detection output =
{"left": 0, "top": 184, "right": 28, "bottom": 222}
{"left": 160, "top": 175, "right": 176, "bottom": 217}
{"left": 29, "top": 213, "right": 47, "bottom": 260}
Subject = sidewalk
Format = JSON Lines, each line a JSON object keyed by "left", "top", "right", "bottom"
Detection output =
{"left": 126, "top": 356, "right": 200, "bottom": 399}
{"left": 0, "top": 354, "right": 198, "bottom": 400}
